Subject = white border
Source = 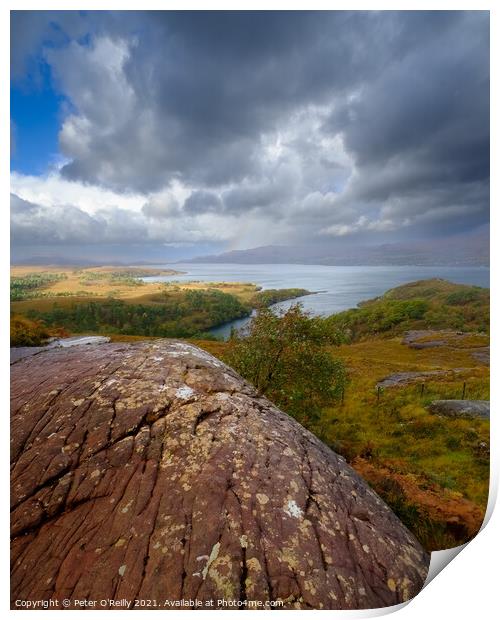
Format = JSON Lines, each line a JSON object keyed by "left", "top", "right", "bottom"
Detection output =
{"left": 3, "top": 2, "right": 496, "bottom": 618}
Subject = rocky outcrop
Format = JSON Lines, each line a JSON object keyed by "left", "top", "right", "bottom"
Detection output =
{"left": 428, "top": 400, "right": 490, "bottom": 419}
{"left": 376, "top": 369, "right": 470, "bottom": 389}
{"left": 402, "top": 330, "right": 456, "bottom": 348}
{"left": 471, "top": 347, "right": 490, "bottom": 365}
{"left": 402, "top": 330, "right": 490, "bottom": 366}
{"left": 11, "top": 341, "right": 429, "bottom": 610}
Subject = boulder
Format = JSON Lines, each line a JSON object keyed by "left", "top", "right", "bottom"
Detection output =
{"left": 471, "top": 347, "right": 490, "bottom": 365}
{"left": 402, "top": 330, "right": 448, "bottom": 348}
{"left": 11, "top": 340, "right": 429, "bottom": 610}
{"left": 428, "top": 400, "right": 490, "bottom": 419}
{"left": 376, "top": 368, "right": 473, "bottom": 389}
{"left": 377, "top": 370, "right": 453, "bottom": 389}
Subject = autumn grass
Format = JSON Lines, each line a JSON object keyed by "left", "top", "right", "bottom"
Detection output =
{"left": 198, "top": 333, "right": 489, "bottom": 550}
{"left": 10, "top": 266, "right": 311, "bottom": 343}
{"left": 314, "top": 356, "right": 489, "bottom": 550}
{"left": 10, "top": 315, "right": 69, "bottom": 346}
{"left": 10, "top": 264, "right": 266, "bottom": 307}
{"left": 324, "top": 337, "right": 489, "bottom": 494}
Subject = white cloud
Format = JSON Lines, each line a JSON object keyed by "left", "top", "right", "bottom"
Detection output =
{"left": 10, "top": 174, "right": 240, "bottom": 248}
{"left": 320, "top": 216, "right": 402, "bottom": 237}
{"left": 10, "top": 171, "right": 145, "bottom": 215}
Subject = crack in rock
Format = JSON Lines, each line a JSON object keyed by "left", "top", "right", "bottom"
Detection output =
{"left": 11, "top": 340, "right": 429, "bottom": 610}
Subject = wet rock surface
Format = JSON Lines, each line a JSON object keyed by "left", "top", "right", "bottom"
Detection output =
{"left": 428, "top": 400, "right": 490, "bottom": 419}
{"left": 10, "top": 336, "right": 110, "bottom": 364}
{"left": 11, "top": 340, "right": 429, "bottom": 610}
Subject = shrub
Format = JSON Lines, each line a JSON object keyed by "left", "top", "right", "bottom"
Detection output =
{"left": 10, "top": 316, "right": 50, "bottom": 347}
{"left": 223, "top": 304, "right": 346, "bottom": 426}
{"left": 446, "top": 289, "right": 483, "bottom": 306}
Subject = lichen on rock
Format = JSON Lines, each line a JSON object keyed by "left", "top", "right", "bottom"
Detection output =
{"left": 11, "top": 340, "right": 429, "bottom": 609}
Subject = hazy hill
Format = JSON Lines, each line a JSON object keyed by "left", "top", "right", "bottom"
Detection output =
{"left": 184, "top": 233, "right": 489, "bottom": 266}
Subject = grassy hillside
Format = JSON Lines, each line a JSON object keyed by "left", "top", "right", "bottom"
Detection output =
{"left": 196, "top": 280, "right": 490, "bottom": 551}
{"left": 10, "top": 265, "right": 183, "bottom": 300}
{"left": 323, "top": 335, "right": 489, "bottom": 549}
{"left": 326, "top": 279, "right": 489, "bottom": 341}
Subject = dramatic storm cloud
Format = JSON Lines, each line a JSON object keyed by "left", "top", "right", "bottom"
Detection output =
{"left": 10, "top": 10, "right": 489, "bottom": 261}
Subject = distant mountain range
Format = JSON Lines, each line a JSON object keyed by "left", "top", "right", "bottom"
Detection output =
{"left": 183, "top": 235, "right": 489, "bottom": 267}
{"left": 11, "top": 232, "right": 489, "bottom": 268}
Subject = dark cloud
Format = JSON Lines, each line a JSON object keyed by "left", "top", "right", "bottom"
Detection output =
{"left": 11, "top": 11, "right": 490, "bottom": 250}
{"left": 11, "top": 11, "right": 92, "bottom": 84}
{"left": 25, "top": 11, "right": 401, "bottom": 191}
{"left": 141, "top": 194, "right": 181, "bottom": 219}
{"left": 10, "top": 192, "right": 236, "bottom": 250}
{"left": 11, "top": 193, "right": 103, "bottom": 245}
{"left": 11, "top": 192, "right": 152, "bottom": 246}
{"left": 318, "top": 11, "right": 489, "bottom": 238}
{"left": 183, "top": 191, "right": 222, "bottom": 215}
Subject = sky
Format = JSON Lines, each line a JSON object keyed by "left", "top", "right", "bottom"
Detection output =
{"left": 10, "top": 10, "right": 490, "bottom": 263}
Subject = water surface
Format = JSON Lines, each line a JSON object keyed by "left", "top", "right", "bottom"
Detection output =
{"left": 143, "top": 264, "right": 489, "bottom": 339}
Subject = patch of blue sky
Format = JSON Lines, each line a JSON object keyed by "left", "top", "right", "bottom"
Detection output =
{"left": 10, "top": 80, "right": 64, "bottom": 176}
{"left": 10, "top": 16, "right": 86, "bottom": 176}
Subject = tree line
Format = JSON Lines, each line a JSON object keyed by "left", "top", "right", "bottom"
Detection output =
{"left": 23, "top": 289, "right": 250, "bottom": 339}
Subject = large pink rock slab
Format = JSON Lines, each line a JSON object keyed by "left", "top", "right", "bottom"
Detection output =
{"left": 11, "top": 341, "right": 429, "bottom": 609}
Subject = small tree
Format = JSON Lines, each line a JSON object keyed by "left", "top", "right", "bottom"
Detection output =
{"left": 223, "top": 304, "right": 346, "bottom": 426}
